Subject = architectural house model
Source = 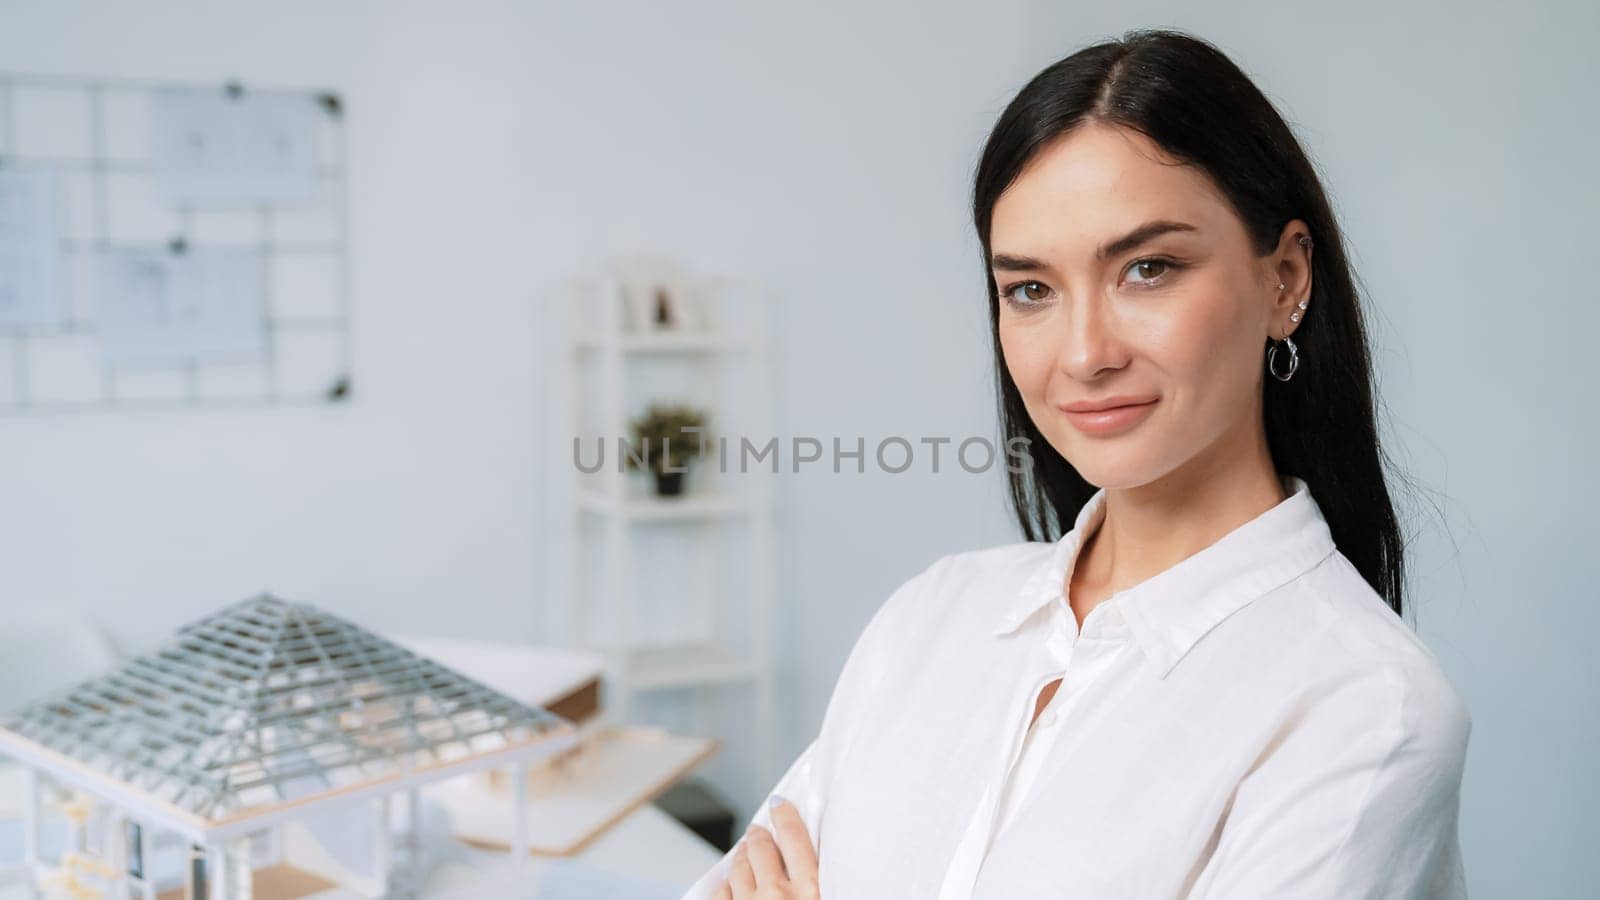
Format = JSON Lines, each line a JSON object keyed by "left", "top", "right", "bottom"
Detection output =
{"left": 0, "top": 594, "right": 577, "bottom": 899}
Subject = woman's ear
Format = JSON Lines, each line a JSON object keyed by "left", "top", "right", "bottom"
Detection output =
{"left": 1270, "top": 220, "right": 1314, "bottom": 339}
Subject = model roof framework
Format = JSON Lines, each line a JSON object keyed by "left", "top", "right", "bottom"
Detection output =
{"left": 3, "top": 594, "right": 570, "bottom": 822}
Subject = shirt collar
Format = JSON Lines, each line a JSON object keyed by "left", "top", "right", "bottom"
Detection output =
{"left": 991, "top": 474, "right": 1338, "bottom": 679}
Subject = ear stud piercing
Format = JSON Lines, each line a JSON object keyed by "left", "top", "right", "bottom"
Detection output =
{"left": 1277, "top": 280, "right": 1310, "bottom": 324}
{"left": 1282, "top": 235, "right": 1314, "bottom": 322}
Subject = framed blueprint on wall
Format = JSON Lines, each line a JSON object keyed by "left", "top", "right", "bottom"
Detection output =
{"left": 0, "top": 73, "right": 352, "bottom": 414}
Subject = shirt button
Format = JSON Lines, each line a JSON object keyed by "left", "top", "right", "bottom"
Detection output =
{"left": 1038, "top": 711, "right": 1058, "bottom": 728}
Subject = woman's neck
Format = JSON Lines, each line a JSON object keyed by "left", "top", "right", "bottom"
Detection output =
{"left": 1070, "top": 434, "right": 1287, "bottom": 618}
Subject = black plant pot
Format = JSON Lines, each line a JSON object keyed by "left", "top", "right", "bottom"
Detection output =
{"left": 653, "top": 469, "right": 686, "bottom": 496}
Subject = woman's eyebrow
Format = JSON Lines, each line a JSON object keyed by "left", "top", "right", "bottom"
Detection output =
{"left": 990, "top": 219, "right": 1200, "bottom": 272}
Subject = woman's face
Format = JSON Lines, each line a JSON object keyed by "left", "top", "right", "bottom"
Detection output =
{"left": 990, "top": 122, "right": 1309, "bottom": 490}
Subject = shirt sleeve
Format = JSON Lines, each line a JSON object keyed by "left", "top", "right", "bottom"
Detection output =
{"left": 677, "top": 557, "right": 945, "bottom": 900}
{"left": 1186, "top": 662, "right": 1473, "bottom": 899}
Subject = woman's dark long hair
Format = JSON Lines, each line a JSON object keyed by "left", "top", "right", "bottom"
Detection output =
{"left": 973, "top": 28, "right": 1413, "bottom": 620}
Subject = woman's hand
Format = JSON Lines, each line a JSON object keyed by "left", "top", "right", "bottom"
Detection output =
{"left": 712, "top": 795, "right": 820, "bottom": 899}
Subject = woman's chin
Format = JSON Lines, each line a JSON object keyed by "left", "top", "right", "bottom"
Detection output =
{"left": 1058, "top": 447, "right": 1167, "bottom": 492}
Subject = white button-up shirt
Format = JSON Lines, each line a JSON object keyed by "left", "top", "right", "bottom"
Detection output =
{"left": 682, "top": 475, "right": 1472, "bottom": 898}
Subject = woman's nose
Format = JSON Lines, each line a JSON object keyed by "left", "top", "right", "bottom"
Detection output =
{"left": 1055, "top": 295, "right": 1128, "bottom": 381}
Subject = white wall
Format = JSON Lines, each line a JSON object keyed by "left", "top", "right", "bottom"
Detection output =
{"left": 0, "top": 1, "right": 1593, "bottom": 894}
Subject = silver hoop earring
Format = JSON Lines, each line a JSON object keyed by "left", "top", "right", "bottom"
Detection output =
{"left": 1268, "top": 335, "right": 1300, "bottom": 382}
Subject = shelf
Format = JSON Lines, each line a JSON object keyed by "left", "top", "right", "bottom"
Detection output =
{"left": 621, "top": 641, "right": 756, "bottom": 691}
{"left": 575, "top": 490, "right": 747, "bottom": 521}
{"left": 573, "top": 329, "right": 751, "bottom": 353}
{"left": 556, "top": 270, "right": 777, "bottom": 807}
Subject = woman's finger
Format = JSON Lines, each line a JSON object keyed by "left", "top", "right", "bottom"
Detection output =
{"left": 711, "top": 878, "right": 732, "bottom": 900}
{"left": 728, "top": 839, "right": 756, "bottom": 897}
{"left": 744, "top": 825, "right": 789, "bottom": 886}
{"left": 769, "top": 797, "right": 820, "bottom": 883}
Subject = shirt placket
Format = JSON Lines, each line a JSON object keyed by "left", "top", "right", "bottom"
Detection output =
{"left": 992, "top": 617, "right": 1128, "bottom": 839}
{"left": 939, "top": 602, "right": 1131, "bottom": 900}
{"left": 934, "top": 609, "right": 1079, "bottom": 900}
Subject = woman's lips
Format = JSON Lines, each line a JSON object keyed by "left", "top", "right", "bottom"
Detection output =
{"left": 1059, "top": 398, "right": 1159, "bottom": 435}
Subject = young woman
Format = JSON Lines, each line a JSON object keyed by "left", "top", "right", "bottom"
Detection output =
{"left": 688, "top": 27, "right": 1470, "bottom": 900}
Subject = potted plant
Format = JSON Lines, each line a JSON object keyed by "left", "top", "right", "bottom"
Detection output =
{"left": 625, "top": 402, "right": 710, "bottom": 496}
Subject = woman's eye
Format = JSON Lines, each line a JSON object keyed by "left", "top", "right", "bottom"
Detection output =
{"left": 1126, "top": 258, "right": 1176, "bottom": 285}
{"left": 1003, "top": 281, "right": 1051, "bottom": 306}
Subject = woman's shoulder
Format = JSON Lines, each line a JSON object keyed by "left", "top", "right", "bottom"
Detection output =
{"left": 931, "top": 537, "right": 1061, "bottom": 588}
{"left": 890, "top": 538, "right": 1056, "bottom": 606}
{"left": 857, "top": 538, "right": 1058, "bottom": 640}
{"left": 1257, "top": 549, "right": 1473, "bottom": 752}
{"left": 816, "top": 539, "right": 1058, "bottom": 728}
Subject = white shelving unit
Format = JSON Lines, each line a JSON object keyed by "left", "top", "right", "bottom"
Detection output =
{"left": 547, "top": 263, "right": 777, "bottom": 808}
